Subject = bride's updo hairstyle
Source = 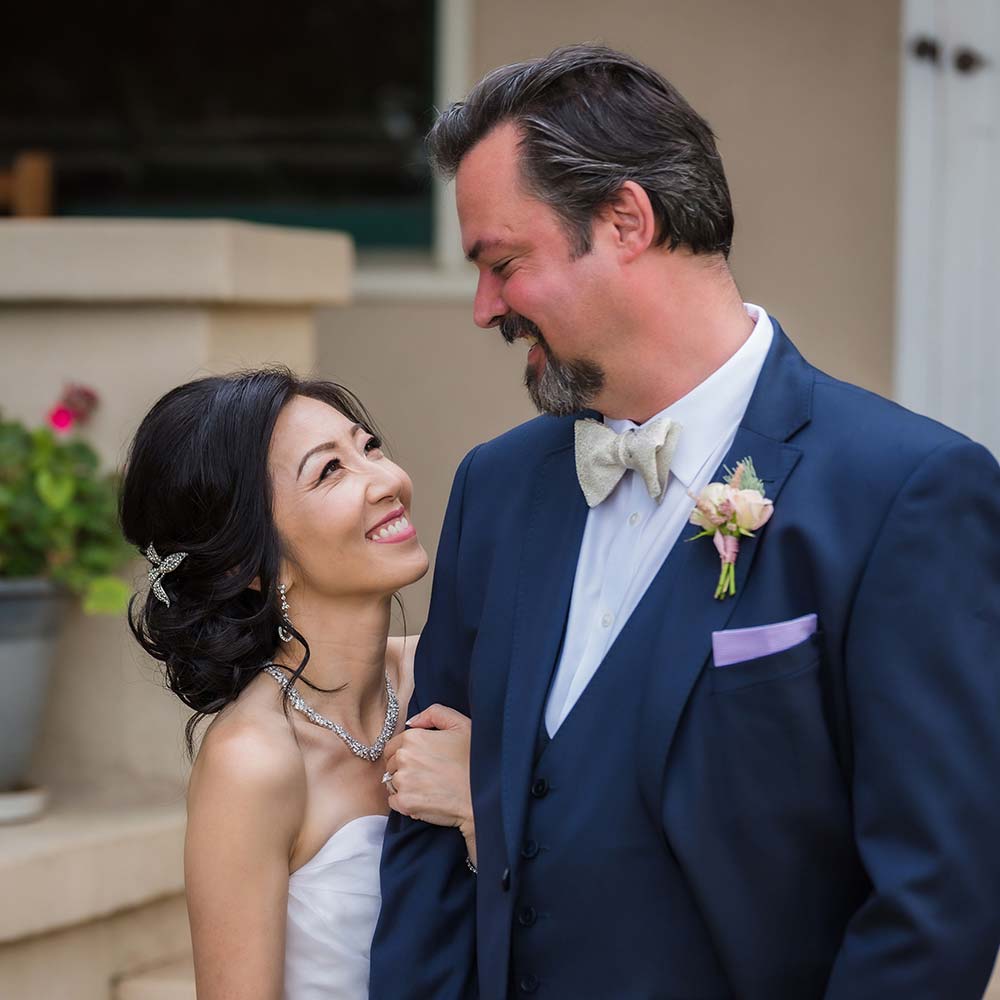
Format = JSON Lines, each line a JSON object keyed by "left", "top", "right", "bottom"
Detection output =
{"left": 119, "top": 367, "right": 383, "bottom": 754}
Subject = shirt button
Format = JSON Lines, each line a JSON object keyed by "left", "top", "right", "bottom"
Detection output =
{"left": 628, "top": 512, "right": 640, "bottom": 526}
{"left": 521, "top": 839, "right": 540, "bottom": 859}
{"left": 518, "top": 905, "right": 537, "bottom": 927}
{"left": 601, "top": 611, "right": 613, "bottom": 628}
{"left": 519, "top": 974, "right": 539, "bottom": 993}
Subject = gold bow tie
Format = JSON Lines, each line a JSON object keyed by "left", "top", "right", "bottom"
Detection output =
{"left": 574, "top": 417, "right": 682, "bottom": 508}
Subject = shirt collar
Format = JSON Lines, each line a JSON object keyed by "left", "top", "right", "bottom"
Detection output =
{"left": 605, "top": 303, "right": 774, "bottom": 489}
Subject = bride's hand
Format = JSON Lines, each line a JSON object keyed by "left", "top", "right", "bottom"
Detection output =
{"left": 383, "top": 704, "right": 476, "bottom": 865}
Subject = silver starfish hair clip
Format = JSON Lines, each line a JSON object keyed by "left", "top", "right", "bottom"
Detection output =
{"left": 145, "top": 544, "right": 188, "bottom": 607}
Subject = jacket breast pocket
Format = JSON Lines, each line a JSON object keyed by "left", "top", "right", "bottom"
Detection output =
{"left": 709, "top": 631, "right": 823, "bottom": 694}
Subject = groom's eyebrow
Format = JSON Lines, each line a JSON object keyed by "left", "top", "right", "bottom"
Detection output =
{"left": 466, "top": 238, "right": 510, "bottom": 263}
{"left": 296, "top": 424, "right": 364, "bottom": 479}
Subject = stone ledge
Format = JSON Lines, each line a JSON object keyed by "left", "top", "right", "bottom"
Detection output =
{"left": 0, "top": 219, "right": 352, "bottom": 305}
{"left": 0, "top": 784, "right": 186, "bottom": 944}
{"left": 354, "top": 262, "right": 475, "bottom": 302}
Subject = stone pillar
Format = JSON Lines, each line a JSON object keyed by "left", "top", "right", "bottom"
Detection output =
{"left": 0, "top": 218, "right": 352, "bottom": 792}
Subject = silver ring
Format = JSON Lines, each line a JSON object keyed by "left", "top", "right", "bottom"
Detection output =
{"left": 381, "top": 771, "right": 397, "bottom": 794}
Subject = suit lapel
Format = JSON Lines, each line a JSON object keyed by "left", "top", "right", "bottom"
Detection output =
{"left": 634, "top": 426, "right": 802, "bottom": 771}
{"left": 633, "top": 323, "right": 813, "bottom": 769}
{"left": 500, "top": 442, "right": 588, "bottom": 862}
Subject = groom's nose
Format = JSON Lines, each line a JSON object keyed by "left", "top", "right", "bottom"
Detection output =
{"left": 473, "top": 271, "right": 508, "bottom": 329}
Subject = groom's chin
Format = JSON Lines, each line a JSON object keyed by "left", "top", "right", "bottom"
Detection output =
{"left": 524, "top": 366, "right": 552, "bottom": 415}
{"left": 524, "top": 377, "right": 579, "bottom": 418}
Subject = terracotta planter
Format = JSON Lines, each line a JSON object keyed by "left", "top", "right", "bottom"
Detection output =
{"left": 0, "top": 578, "right": 69, "bottom": 817}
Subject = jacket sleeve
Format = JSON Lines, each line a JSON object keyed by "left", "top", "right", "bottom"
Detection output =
{"left": 824, "top": 439, "right": 1000, "bottom": 999}
{"left": 370, "top": 447, "right": 481, "bottom": 1000}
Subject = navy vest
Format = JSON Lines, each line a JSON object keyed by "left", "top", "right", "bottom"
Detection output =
{"left": 505, "top": 640, "right": 734, "bottom": 999}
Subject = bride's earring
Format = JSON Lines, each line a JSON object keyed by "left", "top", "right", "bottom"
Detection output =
{"left": 277, "top": 583, "right": 294, "bottom": 643}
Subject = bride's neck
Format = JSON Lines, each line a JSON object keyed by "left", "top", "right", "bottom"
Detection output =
{"left": 271, "top": 592, "right": 393, "bottom": 724}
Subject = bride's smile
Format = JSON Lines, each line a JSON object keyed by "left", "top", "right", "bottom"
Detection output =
{"left": 268, "top": 395, "right": 428, "bottom": 607}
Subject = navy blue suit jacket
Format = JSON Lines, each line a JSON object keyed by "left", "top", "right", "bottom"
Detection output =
{"left": 371, "top": 324, "right": 1000, "bottom": 999}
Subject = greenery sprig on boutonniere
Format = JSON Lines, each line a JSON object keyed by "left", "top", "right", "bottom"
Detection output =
{"left": 688, "top": 457, "right": 773, "bottom": 600}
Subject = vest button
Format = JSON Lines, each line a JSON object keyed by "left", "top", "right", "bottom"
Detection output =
{"left": 518, "top": 905, "right": 537, "bottom": 927}
{"left": 521, "top": 839, "right": 539, "bottom": 859}
{"left": 501, "top": 867, "right": 511, "bottom": 891}
{"left": 530, "top": 777, "right": 549, "bottom": 798}
{"left": 519, "top": 974, "right": 539, "bottom": 993}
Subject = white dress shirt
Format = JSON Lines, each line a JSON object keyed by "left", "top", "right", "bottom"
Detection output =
{"left": 543, "top": 303, "right": 775, "bottom": 736}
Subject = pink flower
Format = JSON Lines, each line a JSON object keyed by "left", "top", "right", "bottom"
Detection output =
{"left": 61, "top": 384, "right": 99, "bottom": 423}
{"left": 689, "top": 482, "right": 731, "bottom": 530}
{"left": 48, "top": 405, "right": 75, "bottom": 434}
{"left": 687, "top": 456, "right": 773, "bottom": 600}
{"left": 45, "top": 383, "right": 99, "bottom": 435}
{"left": 728, "top": 461, "right": 748, "bottom": 489}
{"left": 729, "top": 489, "right": 774, "bottom": 532}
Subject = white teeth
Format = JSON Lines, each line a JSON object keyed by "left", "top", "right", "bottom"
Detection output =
{"left": 523, "top": 335, "right": 538, "bottom": 348}
{"left": 369, "top": 515, "right": 411, "bottom": 540}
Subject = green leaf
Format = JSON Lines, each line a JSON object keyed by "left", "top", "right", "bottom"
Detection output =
{"left": 1, "top": 410, "right": 131, "bottom": 605}
{"left": 687, "top": 529, "right": 715, "bottom": 542}
{"left": 29, "top": 427, "right": 56, "bottom": 466}
{"left": 723, "top": 456, "right": 766, "bottom": 495}
{"left": 35, "top": 469, "right": 76, "bottom": 511}
{"left": 82, "top": 575, "right": 131, "bottom": 615}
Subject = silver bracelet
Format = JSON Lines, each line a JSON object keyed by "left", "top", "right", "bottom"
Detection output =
{"left": 465, "top": 856, "right": 478, "bottom": 875}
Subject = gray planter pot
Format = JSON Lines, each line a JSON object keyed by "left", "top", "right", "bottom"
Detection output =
{"left": 0, "top": 578, "right": 70, "bottom": 792}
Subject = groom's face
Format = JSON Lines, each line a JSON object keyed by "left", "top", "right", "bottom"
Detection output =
{"left": 456, "top": 122, "right": 618, "bottom": 415}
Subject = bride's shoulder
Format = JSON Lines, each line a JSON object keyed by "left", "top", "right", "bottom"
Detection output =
{"left": 189, "top": 687, "right": 306, "bottom": 820}
{"left": 185, "top": 696, "right": 305, "bottom": 878}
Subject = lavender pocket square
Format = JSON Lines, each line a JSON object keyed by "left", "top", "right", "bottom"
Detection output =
{"left": 712, "top": 613, "right": 818, "bottom": 667}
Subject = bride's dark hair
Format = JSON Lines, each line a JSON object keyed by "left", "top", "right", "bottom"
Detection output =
{"left": 119, "top": 367, "right": 384, "bottom": 755}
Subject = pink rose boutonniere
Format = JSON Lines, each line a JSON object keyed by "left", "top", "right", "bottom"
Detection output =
{"left": 689, "top": 457, "right": 773, "bottom": 600}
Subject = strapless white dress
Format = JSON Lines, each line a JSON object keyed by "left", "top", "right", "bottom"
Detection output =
{"left": 284, "top": 814, "right": 387, "bottom": 999}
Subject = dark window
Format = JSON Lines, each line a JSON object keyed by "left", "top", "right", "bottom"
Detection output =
{"left": 2, "top": 0, "right": 435, "bottom": 247}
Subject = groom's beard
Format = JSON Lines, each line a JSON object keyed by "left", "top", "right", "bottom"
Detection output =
{"left": 499, "top": 314, "right": 605, "bottom": 417}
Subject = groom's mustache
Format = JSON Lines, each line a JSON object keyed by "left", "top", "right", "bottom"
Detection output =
{"left": 499, "top": 313, "right": 547, "bottom": 350}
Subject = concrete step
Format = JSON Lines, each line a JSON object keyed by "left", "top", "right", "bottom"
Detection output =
{"left": 115, "top": 956, "right": 195, "bottom": 1000}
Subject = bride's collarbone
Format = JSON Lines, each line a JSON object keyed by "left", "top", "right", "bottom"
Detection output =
{"left": 288, "top": 717, "right": 391, "bottom": 870}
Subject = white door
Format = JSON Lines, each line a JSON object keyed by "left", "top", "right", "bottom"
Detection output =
{"left": 896, "top": 0, "right": 1000, "bottom": 458}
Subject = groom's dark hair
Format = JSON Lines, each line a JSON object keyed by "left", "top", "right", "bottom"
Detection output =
{"left": 427, "top": 43, "right": 734, "bottom": 259}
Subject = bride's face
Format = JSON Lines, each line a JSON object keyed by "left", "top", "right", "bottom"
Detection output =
{"left": 268, "top": 395, "right": 428, "bottom": 600}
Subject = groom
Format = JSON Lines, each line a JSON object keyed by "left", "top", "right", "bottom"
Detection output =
{"left": 371, "top": 45, "right": 1000, "bottom": 999}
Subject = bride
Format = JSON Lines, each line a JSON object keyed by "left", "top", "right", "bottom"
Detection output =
{"left": 119, "top": 368, "right": 475, "bottom": 999}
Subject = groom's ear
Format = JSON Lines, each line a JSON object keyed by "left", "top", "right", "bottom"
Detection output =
{"left": 602, "top": 180, "right": 656, "bottom": 263}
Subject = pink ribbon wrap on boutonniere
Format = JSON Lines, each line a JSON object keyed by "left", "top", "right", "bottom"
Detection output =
{"left": 689, "top": 457, "right": 773, "bottom": 600}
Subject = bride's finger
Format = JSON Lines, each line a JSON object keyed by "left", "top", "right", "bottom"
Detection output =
{"left": 406, "top": 704, "right": 470, "bottom": 731}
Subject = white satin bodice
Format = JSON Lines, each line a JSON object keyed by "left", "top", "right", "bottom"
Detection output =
{"left": 284, "top": 814, "right": 387, "bottom": 999}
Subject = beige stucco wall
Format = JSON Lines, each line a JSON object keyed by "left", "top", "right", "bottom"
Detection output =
{"left": 473, "top": 0, "right": 901, "bottom": 396}
{"left": 320, "top": 0, "right": 901, "bottom": 626}
{"left": 318, "top": 301, "right": 536, "bottom": 627}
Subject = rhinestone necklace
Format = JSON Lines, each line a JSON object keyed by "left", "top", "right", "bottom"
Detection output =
{"left": 263, "top": 664, "right": 399, "bottom": 763}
